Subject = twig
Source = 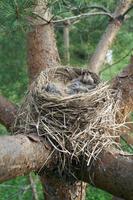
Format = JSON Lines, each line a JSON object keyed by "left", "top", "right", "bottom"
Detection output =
{"left": 100, "top": 48, "right": 133, "bottom": 74}
{"left": 28, "top": 173, "right": 39, "bottom": 200}
{"left": 53, "top": 12, "right": 113, "bottom": 24}
{"left": 122, "top": 4, "right": 133, "bottom": 17}
{"left": 120, "top": 136, "right": 133, "bottom": 152}
{"left": 32, "top": 12, "right": 50, "bottom": 24}
{"left": 32, "top": 11, "right": 113, "bottom": 26}
{"left": 77, "top": 5, "right": 110, "bottom": 13}
{"left": 61, "top": 0, "right": 110, "bottom": 13}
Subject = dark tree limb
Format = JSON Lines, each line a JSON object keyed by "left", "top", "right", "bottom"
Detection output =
{"left": 0, "top": 95, "right": 17, "bottom": 130}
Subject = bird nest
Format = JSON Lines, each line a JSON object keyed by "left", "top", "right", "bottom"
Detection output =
{"left": 13, "top": 67, "right": 127, "bottom": 174}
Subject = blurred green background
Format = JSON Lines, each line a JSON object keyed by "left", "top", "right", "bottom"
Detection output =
{"left": 0, "top": 0, "right": 132, "bottom": 199}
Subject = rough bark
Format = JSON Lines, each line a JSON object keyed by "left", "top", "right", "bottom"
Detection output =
{"left": 0, "top": 134, "right": 52, "bottom": 183}
{"left": 0, "top": 95, "right": 17, "bottom": 130}
{"left": 0, "top": 136, "right": 132, "bottom": 200}
{"left": 41, "top": 175, "right": 86, "bottom": 200}
{"left": 81, "top": 151, "right": 133, "bottom": 200}
{"left": 27, "top": 0, "right": 60, "bottom": 82}
{"left": 88, "top": 0, "right": 132, "bottom": 74}
{"left": 27, "top": 24, "right": 60, "bottom": 82}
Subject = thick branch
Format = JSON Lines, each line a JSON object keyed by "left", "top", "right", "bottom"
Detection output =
{"left": 0, "top": 134, "right": 52, "bottom": 183}
{"left": 88, "top": 0, "right": 132, "bottom": 74}
{"left": 81, "top": 151, "right": 133, "bottom": 200}
{"left": 0, "top": 134, "right": 132, "bottom": 199}
{"left": 0, "top": 95, "right": 17, "bottom": 130}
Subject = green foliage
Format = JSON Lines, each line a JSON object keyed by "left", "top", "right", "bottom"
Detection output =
{"left": 86, "top": 186, "right": 112, "bottom": 200}
{"left": 0, "top": 174, "right": 43, "bottom": 200}
{"left": 54, "top": 0, "right": 133, "bottom": 69}
{"left": 0, "top": 0, "right": 35, "bottom": 33}
{"left": 0, "top": 31, "right": 28, "bottom": 103}
{"left": 0, "top": 0, "right": 133, "bottom": 199}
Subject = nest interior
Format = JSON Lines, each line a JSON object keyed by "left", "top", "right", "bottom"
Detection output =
{"left": 13, "top": 66, "right": 127, "bottom": 177}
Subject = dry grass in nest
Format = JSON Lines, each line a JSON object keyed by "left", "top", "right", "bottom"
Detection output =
{"left": 13, "top": 67, "right": 128, "bottom": 172}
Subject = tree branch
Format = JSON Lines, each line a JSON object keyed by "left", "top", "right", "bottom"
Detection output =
{"left": 78, "top": 5, "right": 110, "bottom": 13}
{"left": 0, "top": 95, "right": 17, "bottom": 130}
{"left": 32, "top": 11, "right": 113, "bottom": 26}
{"left": 61, "top": 1, "right": 111, "bottom": 14}
{"left": 0, "top": 134, "right": 52, "bottom": 183}
{"left": 81, "top": 151, "right": 133, "bottom": 200}
{"left": 88, "top": 0, "right": 133, "bottom": 74}
{"left": 122, "top": 4, "right": 133, "bottom": 17}
{"left": 99, "top": 48, "right": 133, "bottom": 74}
{"left": 53, "top": 12, "right": 113, "bottom": 24}
{"left": 0, "top": 134, "right": 132, "bottom": 199}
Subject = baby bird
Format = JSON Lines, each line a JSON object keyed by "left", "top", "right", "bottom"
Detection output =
{"left": 79, "top": 71, "right": 94, "bottom": 84}
{"left": 67, "top": 71, "right": 97, "bottom": 95}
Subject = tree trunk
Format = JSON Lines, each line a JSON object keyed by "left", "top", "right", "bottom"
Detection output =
{"left": 27, "top": 0, "right": 60, "bottom": 82}
{"left": 63, "top": 21, "right": 70, "bottom": 64}
{"left": 27, "top": 1, "right": 87, "bottom": 199}
{"left": 88, "top": 0, "right": 132, "bottom": 74}
{"left": 27, "top": 24, "right": 60, "bottom": 82}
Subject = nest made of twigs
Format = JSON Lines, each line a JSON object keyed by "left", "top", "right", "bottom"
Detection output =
{"left": 13, "top": 66, "right": 127, "bottom": 175}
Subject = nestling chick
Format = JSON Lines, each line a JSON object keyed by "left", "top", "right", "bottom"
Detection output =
{"left": 80, "top": 71, "right": 94, "bottom": 84}
{"left": 67, "top": 71, "right": 97, "bottom": 95}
